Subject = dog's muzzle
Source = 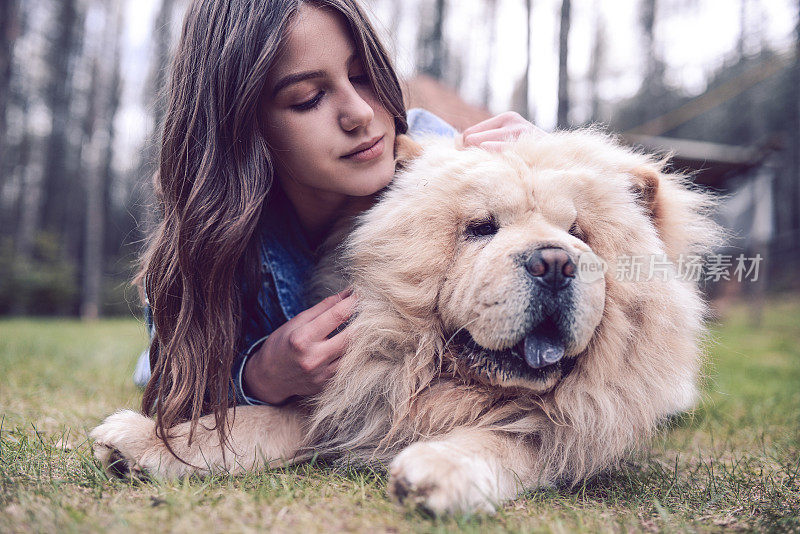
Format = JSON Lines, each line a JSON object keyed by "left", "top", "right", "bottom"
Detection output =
{"left": 518, "top": 247, "right": 577, "bottom": 369}
{"left": 524, "top": 247, "right": 576, "bottom": 290}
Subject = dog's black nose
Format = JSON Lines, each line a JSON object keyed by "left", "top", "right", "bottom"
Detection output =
{"left": 525, "top": 247, "right": 575, "bottom": 289}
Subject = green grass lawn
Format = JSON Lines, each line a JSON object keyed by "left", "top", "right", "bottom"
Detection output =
{"left": 1, "top": 301, "right": 799, "bottom": 533}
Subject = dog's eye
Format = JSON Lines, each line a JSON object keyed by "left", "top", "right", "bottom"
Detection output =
{"left": 466, "top": 219, "right": 499, "bottom": 238}
{"left": 568, "top": 221, "right": 584, "bottom": 240}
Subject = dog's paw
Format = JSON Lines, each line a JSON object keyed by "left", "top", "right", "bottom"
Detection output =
{"left": 388, "top": 441, "right": 500, "bottom": 515}
{"left": 90, "top": 410, "right": 157, "bottom": 479}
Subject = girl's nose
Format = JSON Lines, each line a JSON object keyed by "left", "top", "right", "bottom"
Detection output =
{"left": 339, "top": 86, "right": 375, "bottom": 132}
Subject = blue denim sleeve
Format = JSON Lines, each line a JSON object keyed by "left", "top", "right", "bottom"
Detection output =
{"left": 231, "top": 335, "right": 270, "bottom": 406}
{"left": 406, "top": 108, "right": 457, "bottom": 138}
{"left": 133, "top": 296, "right": 155, "bottom": 388}
{"left": 231, "top": 259, "right": 288, "bottom": 406}
{"left": 134, "top": 294, "right": 273, "bottom": 407}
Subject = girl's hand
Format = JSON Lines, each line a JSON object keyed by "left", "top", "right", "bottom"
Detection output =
{"left": 460, "top": 111, "right": 546, "bottom": 152}
{"left": 242, "top": 289, "right": 355, "bottom": 404}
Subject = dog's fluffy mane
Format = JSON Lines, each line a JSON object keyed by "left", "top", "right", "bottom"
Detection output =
{"left": 305, "top": 130, "right": 720, "bottom": 485}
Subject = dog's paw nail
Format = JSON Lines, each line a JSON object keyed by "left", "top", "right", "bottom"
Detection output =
{"left": 105, "top": 447, "right": 132, "bottom": 478}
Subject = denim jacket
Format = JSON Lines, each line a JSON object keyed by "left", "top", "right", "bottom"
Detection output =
{"left": 134, "top": 108, "right": 457, "bottom": 404}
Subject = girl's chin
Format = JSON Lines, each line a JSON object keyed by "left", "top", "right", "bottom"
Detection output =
{"left": 345, "top": 168, "right": 395, "bottom": 196}
{"left": 345, "top": 181, "right": 392, "bottom": 197}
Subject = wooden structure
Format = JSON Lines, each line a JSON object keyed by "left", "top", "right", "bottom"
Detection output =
{"left": 403, "top": 74, "right": 492, "bottom": 132}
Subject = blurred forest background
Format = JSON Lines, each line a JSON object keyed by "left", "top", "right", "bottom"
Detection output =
{"left": 0, "top": 0, "right": 798, "bottom": 318}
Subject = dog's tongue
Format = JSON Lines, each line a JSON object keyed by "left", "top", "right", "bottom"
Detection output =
{"left": 523, "top": 331, "right": 566, "bottom": 369}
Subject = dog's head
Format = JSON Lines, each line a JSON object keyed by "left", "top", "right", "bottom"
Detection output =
{"left": 344, "top": 131, "right": 718, "bottom": 396}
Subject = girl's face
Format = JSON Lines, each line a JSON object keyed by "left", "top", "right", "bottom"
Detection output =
{"left": 261, "top": 4, "right": 396, "bottom": 200}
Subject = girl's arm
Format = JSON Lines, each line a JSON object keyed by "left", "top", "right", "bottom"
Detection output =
{"left": 240, "top": 289, "right": 355, "bottom": 405}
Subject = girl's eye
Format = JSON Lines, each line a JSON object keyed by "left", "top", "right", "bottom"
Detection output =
{"left": 291, "top": 91, "right": 324, "bottom": 111}
{"left": 349, "top": 74, "right": 369, "bottom": 85}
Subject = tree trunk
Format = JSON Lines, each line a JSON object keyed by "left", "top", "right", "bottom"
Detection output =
{"left": 640, "top": 0, "right": 664, "bottom": 92}
{"left": 0, "top": 0, "right": 19, "bottom": 178}
{"left": 588, "top": 0, "right": 605, "bottom": 123}
{"left": 481, "top": 0, "right": 499, "bottom": 109}
{"left": 40, "top": 0, "right": 82, "bottom": 239}
{"left": 511, "top": 0, "right": 533, "bottom": 119}
{"left": 101, "top": 42, "right": 121, "bottom": 264}
{"left": 738, "top": 0, "right": 748, "bottom": 57}
{"left": 80, "top": 4, "right": 123, "bottom": 320}
{"left": 15, "top": 135, "right": 42, "bottom": 261}
{"left": 10, "top": 0, "right": 36, "bottom": 259}
{"left": 556, "top": 0, "right": 571, "bottom": 128}
{"left": 148, "top": 0, "right": 177, "bottom": 137}
{"left": 794, "top": 0, "right": 800, "bottom": 244}
{"left": 417, "top": 0, "right": 446, "bottom": 79}
{"left": 81, "top": 57, "right": 102, "bottom": 320}
{"left": 138, "top": 0, "right": 177, "bottom": 241}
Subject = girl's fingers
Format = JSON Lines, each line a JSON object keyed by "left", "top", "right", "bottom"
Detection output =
{"left": 478, "top": 141, "right": 510, "bottom": 153}
{"left": 306, "top": 330, "right": 349, "bottom": 373}
{"left": 462, "top": 111, "right": 519, "bottom": 136}
{"left": 293, "top": 288, "right": 352, "bottom": 324}
{"left": 462, "top": 128, "right": 515, "bottom": 147}
{"left": 461, "top": 114, "right": 546, "bottom": 149}
{"left": 463, "top": 125, "right": 546, "bottom": 148}
{"left": 326, "top": 356, "right": 341, "bottom": 377}
{"left": 304, "top": 294, "right": 356, "bottom": 342}
{"left": 318, "top": 328, "right": 350, "bottom": 361}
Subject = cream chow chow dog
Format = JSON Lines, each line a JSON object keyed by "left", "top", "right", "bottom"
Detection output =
{"left": 91, "top": 130, "right": 719, "bottom": 514}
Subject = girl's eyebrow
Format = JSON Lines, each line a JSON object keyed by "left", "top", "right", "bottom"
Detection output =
{"left": 272, "top": 71, "right": 325, "bottom": 98}
{"left": 271, "top": 52, "right": 359, "bottom": 98}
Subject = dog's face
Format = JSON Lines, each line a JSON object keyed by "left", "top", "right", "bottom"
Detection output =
{"left": 434, "top": 159, "right": 607, "bottom": 393}
{"left": 347, "top": 132, "right": 694, "bottom": 395}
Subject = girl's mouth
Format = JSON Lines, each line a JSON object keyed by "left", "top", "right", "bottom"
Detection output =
{"left": 342, "top": 136, "right": 384, "bottom": 162}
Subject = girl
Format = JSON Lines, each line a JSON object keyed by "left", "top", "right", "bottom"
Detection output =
{"left": 136, "top": 0, "right": 539, "bottom": 448}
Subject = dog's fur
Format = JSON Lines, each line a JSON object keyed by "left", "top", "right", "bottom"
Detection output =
{"left": 91, "top": 131, "right": 719, "bottom": 514}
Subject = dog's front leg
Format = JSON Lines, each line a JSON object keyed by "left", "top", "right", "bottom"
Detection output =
{"left": 388, "top": 427, "right": 539, "bottom": 515}
{"left": 91, "top": 404, "right": 309, "bottom": 479}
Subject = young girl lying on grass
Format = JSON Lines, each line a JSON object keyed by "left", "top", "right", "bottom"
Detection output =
{"left": 134, "top": 0, "right": 540, "bottom": 451}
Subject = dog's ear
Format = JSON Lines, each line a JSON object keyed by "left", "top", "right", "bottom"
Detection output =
{"left": 629, "top": 165, "right": 661, "bottom": 221}
{"left": 394, "top": 134, "right": 423, "bottom": 170}
{"left": 629, "top": 162, "right": 721, "bottom": 258}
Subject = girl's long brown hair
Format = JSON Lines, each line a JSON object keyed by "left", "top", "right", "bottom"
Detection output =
{"left": 137, "top": 0, "right": 408, "bottom": 453}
